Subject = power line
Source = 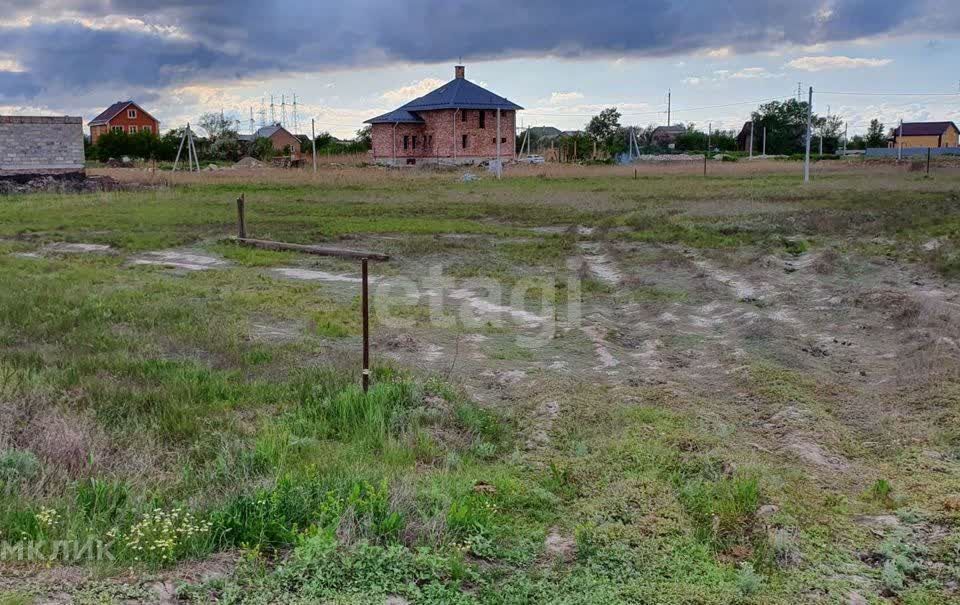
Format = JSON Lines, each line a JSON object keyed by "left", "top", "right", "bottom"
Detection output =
{"left": 818, "top": 90, "right": 960, "bottom": 97}
{"left": 522, "top": 95, "right": 795, "bottom": 120}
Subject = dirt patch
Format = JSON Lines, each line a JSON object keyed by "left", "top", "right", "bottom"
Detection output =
{"left": 542, "top": 527, "right": 576, "bottom": 562}
{"left": 248, "top": 319, "right": 303, "bottom": 344}
{"left": 132, "top": 250, "right": 230, "bottom": 271}
{"left": 525, "top": 399, "right": 560, "bottom": 450}
{"left": 579, "top": 242, "right": 622, "bottom": 285}
{"left": 785, "top": 440, "right": 851, "bottom": 472}
{"left": 43, "top": 242, "right": 113, "bottom": 254}
{"left": 271, "top": 267, "right": 363, "bottom": 283}
{"left": 448, "top": 288, "right": 547, "bottom": 327}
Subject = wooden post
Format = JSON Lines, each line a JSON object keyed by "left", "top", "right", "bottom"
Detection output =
{"left": 361, "top": 258, "right": 370, "bottom": 393}
{"left": 236, "top": 194, "right": 246, "bottom": 239}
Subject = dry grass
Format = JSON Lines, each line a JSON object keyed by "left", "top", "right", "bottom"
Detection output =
{"left": 90, "top": 156, "right": 960, "bottom": 190}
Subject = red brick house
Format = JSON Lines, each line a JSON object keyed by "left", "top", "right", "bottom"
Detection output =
{"left": 238, "top": 124, "right": 302, "bottom": 160}
{"left": 365, "top": 66, "right": 522, "bottom": 165}
{"left": 88, "top": 101, "right": 160, "bottom": 144}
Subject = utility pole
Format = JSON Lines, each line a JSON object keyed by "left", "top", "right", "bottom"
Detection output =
{"left": 897, "top": 119, "right": 903, "bottom": 161}
{"left": 804, "top": 86, "right": 813, "bottom": 183}
{"left": 311, "top": 118, "right": 317, "bottom": 173}
{"left": 667, "top": 89, "right": 671, "bottom": 126}
{"left": 843, "top": 123, "right": 848, "bottom": 155}
{"left": 762, "top": 127, "right": 767, "bottom": 156}
{"left": 797, "top": 82, "right": 802, "bottom": 102}
{"left": 269, "top": 95, "right": 275, "bottom": 125}
{"left": 749, "top": 121, "right": 754, "bottom": 158}
{"left": 280, "top": 94, "right": 286, "bottom": 127}
{"left": 707, "top": 122, "right": 712, "bottom": 154}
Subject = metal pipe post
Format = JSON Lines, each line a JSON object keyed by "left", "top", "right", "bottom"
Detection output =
{"left": 361, "top": 258, "right": 370, "bottom": 393}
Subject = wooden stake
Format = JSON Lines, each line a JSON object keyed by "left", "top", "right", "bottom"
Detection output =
{"left": 236, "top": 194, "right": 246, "bottom": 239}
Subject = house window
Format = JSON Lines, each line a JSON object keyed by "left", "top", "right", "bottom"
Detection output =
{"left": 479, "top": 111, "right": 485, "bottom": 129}
{"left": 412, "top": 135, "right": 417, "bottom": 150}
{"left": 461, "top": 110, "right": 467, "bottom": 122}
{"left": 428, "top": 135, "right": 433, "bottom": 147}
{"left": 501, "top": 137, "right": 507, "bottom": 144}
{"left": 128, "top": 108, "right": 137, "bottom": 119}
{"left": 462, "top": 134, "right": 468, "bottom": 149}
{"left": 128, "top": 126, "right": 137, "bottom": 134}
{"left": 112, "top": 126, "right": 123, "bottom": 134}
{"left": 403, "top": 135, "right": 409, "bottom": 150}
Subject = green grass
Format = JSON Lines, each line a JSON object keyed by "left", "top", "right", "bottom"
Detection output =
{"left": 1, "top": 170, "right": 960, "bottom": 602}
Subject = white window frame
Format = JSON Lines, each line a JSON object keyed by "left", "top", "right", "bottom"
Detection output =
{"left": 112, "top": 126, "right": 124, "bottom": 134}
{"left": 128, "top": 108, "right": 137, "bottom": 119}
{"left": 128, "top": 126, "right": 137, "bottom": 134}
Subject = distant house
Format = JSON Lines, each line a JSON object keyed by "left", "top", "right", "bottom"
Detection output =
{"left": 651, "top": 125, "right": 686, "bottom": 148}
{"left": 365, "top": 65, "right": 523, "bottom": 165}
{"left": 736, "top": 122, "right": 753, "bottom": 152}
{"left": 239, "top": 124, "right": 302, "bottom": 159}
{"left": 88, "top": 101, "right": 159, "bottom": 144}
{"left": 888, "top": 122, "right": 959, "bottom": 148}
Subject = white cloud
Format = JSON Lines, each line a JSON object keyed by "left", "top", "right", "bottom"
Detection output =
{"left": 704, "top": 47, "right": 732, "bottom": 59}
{"left": 380, "top": 78, "right": 446, "bottom": 104}
{"left": 786, "top": 55, "right": 892, "bottom": 71}
{"left": 0, "top": 54, "right": 24, "bottom": 72}
{"left": 729, "top": 67, "right": 780, "bottom": 79}
{"left": 682, "top": 77, "right": 702, "bottom": 85}
{"left": 548, "top": 91, "right": 584, "bottom": 104}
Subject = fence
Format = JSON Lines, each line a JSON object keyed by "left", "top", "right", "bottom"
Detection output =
{"left": 865, "top": 147, "right": 960, "bottom": 159}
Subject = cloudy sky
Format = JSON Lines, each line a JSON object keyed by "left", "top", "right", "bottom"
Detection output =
{"left": 1, "top": 1, "right": 959, "bottom": 138}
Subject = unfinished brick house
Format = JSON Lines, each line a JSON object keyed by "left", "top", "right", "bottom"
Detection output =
{"left": 365, "top": 66, "right": 522, "bottom": 166}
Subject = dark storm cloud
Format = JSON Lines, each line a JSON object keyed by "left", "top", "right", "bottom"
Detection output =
{"left": 0, "top": 0, "right": 956, "bottom": 104}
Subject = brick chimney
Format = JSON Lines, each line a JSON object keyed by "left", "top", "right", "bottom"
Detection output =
{"left": 455, "top": 65, "right": 465, "bottom": 79}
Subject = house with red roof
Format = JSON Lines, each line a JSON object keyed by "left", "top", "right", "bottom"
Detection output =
{"left": 88, "top": 101, "right": 160, "bottom": 144}
{"left": 365, "top": 65, "right": 522, "bottom": 165}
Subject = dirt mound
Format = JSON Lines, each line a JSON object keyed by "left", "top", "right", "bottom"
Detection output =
{"left": 234, "top": 156, "right": 265, "bottom": 169}
{"left": 0, "top": 174, "right": 121, "bottom": 195}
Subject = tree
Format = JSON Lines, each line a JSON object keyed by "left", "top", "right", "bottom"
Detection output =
{"left": 816, "top": 114, "right": 844, "bottom": 154}
{"left": 355, "top": 125, "right": 372, "bottom": 149}
{"left": 586, "top": 108, "right": 627, "bottom": 157}
{"left": 250, "top": 137, "right": 275, "bottom": 161}
{"left": 848, "top": 135, "right": 866, "bottom": 150}
{"left": 196, "top": 112, "right": 240, "bottom": 161}
{"left": 750, "top": 99, "right": 820, "bottom": 155}
{"left": 674, "top": 128, "right": 737, "bottom": 152}
{"left": 865, "top": 119, "right": 886, "bottom": 148}
{"left": 198, "top": 112, "right": 237, "bottom": 141}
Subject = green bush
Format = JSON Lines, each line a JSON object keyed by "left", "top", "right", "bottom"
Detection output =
{"left": 0, "top": 449, "right": 40, "bottom": 485}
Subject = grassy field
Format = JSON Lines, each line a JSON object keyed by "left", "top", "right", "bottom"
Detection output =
{"left": 0, "top": 162, "right": 959, "bottom": 603}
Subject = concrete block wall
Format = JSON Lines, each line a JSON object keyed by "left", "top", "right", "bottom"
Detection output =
{"left": 0, "top": 116, "right": 85, "bottom": 172}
